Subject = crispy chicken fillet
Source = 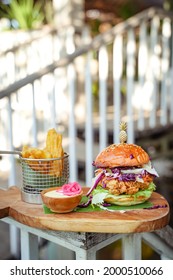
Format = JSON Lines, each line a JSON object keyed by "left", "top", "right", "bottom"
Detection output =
{"left": 100, "top": 174, "right": 153, "bottom": 195}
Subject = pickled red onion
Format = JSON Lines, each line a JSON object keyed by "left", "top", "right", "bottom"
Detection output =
{"left": 56, "top": 182, "right": 82, "bottom": 196}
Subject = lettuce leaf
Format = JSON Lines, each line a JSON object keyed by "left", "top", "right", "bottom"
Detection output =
{"left": 91, "top": 182, "right": 156, "bottom": 207}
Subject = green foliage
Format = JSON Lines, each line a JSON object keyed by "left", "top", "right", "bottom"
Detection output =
{"left": 0, "top": 0, "right": 45, "bottom": 30}
{"left": 163, "top": 0, "right": 173, "bottom": 11}
{"left": 89, "top": 19, "right": 101, "bottom": 37}
{"left": 118, "top": 0, "right": 138, "bottom": 20}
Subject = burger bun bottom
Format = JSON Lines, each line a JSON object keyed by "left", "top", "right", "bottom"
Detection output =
{"left": 104, "top": 194, "right": 152, "bottom": 206}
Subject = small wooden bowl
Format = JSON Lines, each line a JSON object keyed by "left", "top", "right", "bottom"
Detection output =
{"left": 41, "top": 187, "right": 83, "bottom": 213}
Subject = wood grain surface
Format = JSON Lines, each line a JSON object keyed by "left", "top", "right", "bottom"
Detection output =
{"left": 0, "top": 186, "right": 170, "bottom": 233}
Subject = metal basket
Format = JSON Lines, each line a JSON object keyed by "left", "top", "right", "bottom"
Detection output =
{"left": 20, "top": 152, "right": 69, "bottom": 204}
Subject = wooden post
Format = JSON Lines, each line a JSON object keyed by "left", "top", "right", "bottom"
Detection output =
{"left": 160, "top": 18, "right": 171, "bottom": 126}
{"left": 20, "top": 230, "right": 39, "bottom": 260}
{"left": 138, "top": 20, "right": 147, "bottom": 130}
{"left": 99, "top": 46, "right": 108, "bottom": 151}
{"left": 122, "top": 233, "right": 142, "bottom": 260}
{"left": 75, "top": 248, "right": 97, "bottom": 260}
{"left": 67, "top": 63, "right": 77, "bottom": 182}
{"left": 113, "top": 35, "right": 123, "bottom": 143}
{"left": 85, "top": 51, "right": 94, "bottom": 186}
{"left": 126, "top": 29, "right": 135, "bottom": 144}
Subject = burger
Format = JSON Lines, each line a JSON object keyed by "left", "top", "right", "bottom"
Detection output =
{"left": 87, "top": 143, "right": 159, "bottom": 207}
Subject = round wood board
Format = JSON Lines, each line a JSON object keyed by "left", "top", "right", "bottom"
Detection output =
{"left": 0, "top": 186, "right": 170, "bottom": 233}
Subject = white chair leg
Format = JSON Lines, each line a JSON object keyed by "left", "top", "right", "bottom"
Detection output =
{"left": 20, "top": 230, "right": 39, "bottom": 260}
{"left": 122, "top": 233, "right": 142, "bottom": 260}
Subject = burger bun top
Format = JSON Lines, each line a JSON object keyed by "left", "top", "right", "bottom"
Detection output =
{"left": 94, "top": 143, "right": 150, "bottom": 168}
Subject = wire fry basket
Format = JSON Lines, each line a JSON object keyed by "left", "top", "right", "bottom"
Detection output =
{"left": 20, "top": 152, "right": 69, "bottom": 204}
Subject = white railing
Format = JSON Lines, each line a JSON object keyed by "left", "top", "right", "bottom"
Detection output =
{"left": 0, "top": 7, "right": 173, "bottom": 259}
{"left": 0, "top": 25, "right": 87, "bottom": 92}
{"left": 0, "top": 26, "right": 62, "bottom": 91}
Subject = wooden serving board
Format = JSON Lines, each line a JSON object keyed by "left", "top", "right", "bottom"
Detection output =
{"left": 0, "top": 186, "right": 170, "bottom": 234}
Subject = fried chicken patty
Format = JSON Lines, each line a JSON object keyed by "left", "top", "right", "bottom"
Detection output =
{"left": 99, "top": 173, "right": 154, "bottom": 195}
{"left": 105, "top": 179, "right": 149, "bottom": 195}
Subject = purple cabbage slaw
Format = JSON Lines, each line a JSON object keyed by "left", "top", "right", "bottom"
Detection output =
{"left": 94, "top": 167, "right": 157, "bottom": 184}
{"left": 144, "top": 204, "right": 168, "bottom": 209}
{"left": 78, "top": 195, "right": 93, "bottom": 208}
{"left": 86, "top": 171, "right": 105, "bottom": 197}
{"left": 78, "top": 172, "right": 104, "bottom": 208}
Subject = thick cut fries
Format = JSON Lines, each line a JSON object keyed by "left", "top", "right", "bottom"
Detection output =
{"left": 21, "top": 145, "right": 51, "bottom": 159}
{"left": 21, "top": 129, "right": 64, "bottom": 176}
{"left": 45, "top": 128, "right": 64, "bottom": 176}
{"left": 45, "top": 128, "right": 63, "bottom": 158}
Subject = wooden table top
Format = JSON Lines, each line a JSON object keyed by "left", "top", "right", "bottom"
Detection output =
{"left": 0, "top": 186, "right": 170, "bottom": 234}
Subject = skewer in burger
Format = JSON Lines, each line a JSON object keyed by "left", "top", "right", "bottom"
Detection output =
{"left": 86, "top": 122, "right": 159, "bottom": 207}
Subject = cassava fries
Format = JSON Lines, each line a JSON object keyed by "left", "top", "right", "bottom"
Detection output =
{"left": 21, "top": 129, "right": 64, "bottom": 176}
{"left": 45, "top": 128, "right": 63, "bottom": 158}
{"left": 45, "top": 128, "right": 64, "bottom": 176}
{"left": 21, "top": 145, "right": 51, "bottom": 159}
